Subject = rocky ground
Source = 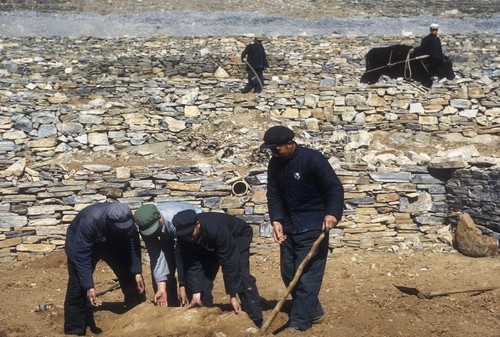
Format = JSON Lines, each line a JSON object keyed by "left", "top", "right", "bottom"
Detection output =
{"left": 1, "top": 0, "right": 499, "bottom": 37}
{"left": 1, "top": 0, "right": 498, "bottom": 18}
{"left": 0, "top": 1, "right": 499, "bottom": 337}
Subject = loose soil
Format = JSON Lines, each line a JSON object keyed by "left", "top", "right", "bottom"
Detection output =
{"left": 1, "top": 243, "right": 499, "bottom": 337}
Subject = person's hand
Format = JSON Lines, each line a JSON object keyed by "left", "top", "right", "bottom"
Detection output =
{"left": 87, "top": 288, "right": 102, "bottom": 307}
{"left": 242, "top": 57, "right": 247, "bottom": 63}
{"left": 187, "top": 293, "right": 202, "bottom": 309}
{"left": 272, "top": 221, "right": 286, "bottom": 244}
{"left": 322, "top": 215, "right": 338, "bottom": 231}
{"left": 230, "top": 295, "right": 241, "bottom": 314}
{"left": 135, "top": 274, "right": 145, "bottom": 294}
{"left": 154, "top": 282, "right": 168, "bottom": 307}
{"left": 179, "top": 286, "right": 189, "bottom": 307}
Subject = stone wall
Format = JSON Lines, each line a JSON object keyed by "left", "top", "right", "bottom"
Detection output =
{"left": 447, "top": 169, "right": 500, "bottom": 239}
{"left": 0, "top": 34, "right": 498, "bottom": 262}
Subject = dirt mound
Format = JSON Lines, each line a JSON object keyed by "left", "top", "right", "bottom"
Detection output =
{"left": 105, "top": 304, "right": 259, "bottom": 337}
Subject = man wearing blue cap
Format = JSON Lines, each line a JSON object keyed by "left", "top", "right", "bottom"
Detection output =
{"left": 261, "top": 125, "right": 344, "bottom": 332}
{"left": 133, "top": 201, "right": 202, "bottom": 308}
{"left": 64, "top": 202, "right": 145, "bottom": 336}
{"left": 172, "top": 210, "right": 263, "bottom": 328}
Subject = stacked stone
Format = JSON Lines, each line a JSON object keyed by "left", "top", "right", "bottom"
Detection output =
{"left": 447, "top": 168, "right": 500, "bottom": 239}
{"left": 331, "top": 167, "right": 449, "bottom": 252}
{"left": 0, "top": 161, "right": 270, "bottom": 262}
{"left": 0, "top": 34, "right": 498, "bottom": 261}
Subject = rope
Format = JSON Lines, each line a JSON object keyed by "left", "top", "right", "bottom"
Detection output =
{"left": 404, "top": 48, "right": 413, "bottom": 80}
{"left": 363, "top": 51, "right": 430, "bottom": 74}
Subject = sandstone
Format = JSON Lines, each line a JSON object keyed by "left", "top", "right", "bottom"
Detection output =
{"left": 419, "top": 116, "right": 438, "bottom": 125}
{"left": 0, "top": 237, "right": 23, "bottom": 249}
{"left": 428, "top": 156, "right": 467, "bottom": 169}
{"left": 163, "top": 117, "right": 186, "bottom": 132}
{"left": 454, "top": 212, "right": 499, "bottom": 257}
{"left": 213, "top": 67, "right": 229, "bottom": 78}
{"left": 16, "top": 243, "right": 55, "bottom": 253}
{"left": 185, "top": 105, "right": 201, "bottom": 118}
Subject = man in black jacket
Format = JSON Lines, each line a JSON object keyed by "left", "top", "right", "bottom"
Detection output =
{"left": 420, "top": 23, "right": 444, "bottom": 74}
{"left": 240, "top": 34, "right": 269, "bottom": 93}
{"left": 64, "top": 202, "right": 145, "bottom": 336}
{"left": 172, "top": 210, "right": 263, "bottom": 327}
{"left": 261, "top": 125, "right": 344, "bottom": 332}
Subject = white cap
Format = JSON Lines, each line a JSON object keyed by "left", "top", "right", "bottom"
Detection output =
{"left": 430, "top": 23, "right": 439, "bottom": 30}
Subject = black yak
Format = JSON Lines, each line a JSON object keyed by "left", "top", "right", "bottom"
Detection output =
{"left": 360, "top": 45, "right": 454, "bottom": 88}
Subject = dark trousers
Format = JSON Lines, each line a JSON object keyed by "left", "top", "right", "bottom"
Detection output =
{"left": 243, "top": 69, "right": 264, "bottom": 93}
{"left": 183, "top": 226, "right": 263, "bottom": 326}
{"left": 280, "top": 230, "right": 329, "bottom": 330}
{"left": 183, "top": 247, "right": 219, "bottom": 307}
{"left": 64, "top": 259, "right": 96, "bottom": 336}
{"left": 235, "top": 232, "right": 263, "bottom": 327}
{"left": 64, "top": 238, "right": 145, "bottom": 335}
{"left": 428, "top": 57, "right": 443, "bottom": 75}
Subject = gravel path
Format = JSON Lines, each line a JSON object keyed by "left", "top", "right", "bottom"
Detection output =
{"left": 0, "top": 0, "right": 498, "bottom": 37}
{"left": 0, "top": 11, "right": 498, "bottom": 37}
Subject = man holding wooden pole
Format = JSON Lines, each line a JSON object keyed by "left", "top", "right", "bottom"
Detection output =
{"left": 240, "top": 34, "right": 269, "bottom": 93}
{"left": 261, "top": 126, "right": 344, "bottom": 332}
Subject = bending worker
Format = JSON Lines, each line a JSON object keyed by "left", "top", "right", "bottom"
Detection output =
{"left": 133, "top": 201, "right": 202, "bottom": 307}
{"left": 64, "top": 202, "right": 145, "bottom": 336}
{"left": 172, "top": 209, "right": 263, "bottom": 327}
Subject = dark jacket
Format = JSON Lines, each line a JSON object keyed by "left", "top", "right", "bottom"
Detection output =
{"left": 267, "top": 144, "right": 344, "bottom": 233}
{"left": 420, "top": 34, "right": 444, "bottom": 60}
{"left": 65, "top": 203, "right": 142, "bottom": 289}
{"left": 241, "top": 42, "right": 269, "bottom": 71}
{"left": 177, "top": 212, "right": 252, "bottom": 295}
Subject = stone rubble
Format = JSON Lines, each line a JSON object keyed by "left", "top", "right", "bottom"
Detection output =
{"left": 0, "top": 34, "right": 498, "bottom": 262}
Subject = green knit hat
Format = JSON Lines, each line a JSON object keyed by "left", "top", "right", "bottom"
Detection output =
{"left": 134, "top": 204, "right": 161, "bottom": 236}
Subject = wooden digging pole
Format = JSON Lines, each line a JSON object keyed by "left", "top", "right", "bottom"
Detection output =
{"left": 261, "top": 232, "right": 326, "bottom": 333}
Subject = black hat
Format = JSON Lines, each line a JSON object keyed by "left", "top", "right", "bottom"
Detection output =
{"left": 172, "top": 209, "right": 198, "bottom": 236}
{"left": 106, "top": 203, "right": 134, "bottom": 229}
{"left": 260, "top": 126, "right": 295, "bottom": 149}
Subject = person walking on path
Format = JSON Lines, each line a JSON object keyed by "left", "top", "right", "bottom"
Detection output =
{"left": 133, "top": 201, "right": 202, "bottom": 307}
{"left": 240, "top": 34, "right": 269, "bottom": 93}
{"left": 64, "top": 202, "right": 145, "bottom": 336}
{"left": 172, "top": 210, "right": 263, "bottom": 327}
{"left": 261, "top": 125, "right": 344, "bottom": 332}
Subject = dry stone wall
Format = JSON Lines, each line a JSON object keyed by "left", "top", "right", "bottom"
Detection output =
{"left": 447, "top": 169, "right": 499, "bottom": 240}
{"left": 0, "top": 34, "right": 498, "bottom": 262}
